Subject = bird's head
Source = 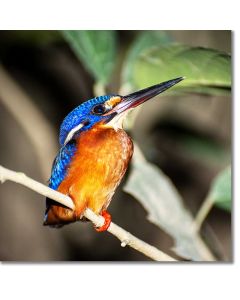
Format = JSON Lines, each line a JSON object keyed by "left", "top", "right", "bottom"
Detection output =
{"left": 59, "top": 77, "right": 184, "bottom": 146}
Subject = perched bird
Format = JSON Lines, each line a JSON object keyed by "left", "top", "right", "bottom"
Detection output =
{"left": 44, "top": 77, "right": 184, "bottom": 231}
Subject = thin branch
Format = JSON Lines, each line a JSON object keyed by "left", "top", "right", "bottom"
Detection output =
{"left": 84, "top": 208, "right": 176, "bottom": 261}
{"left": 0, "top": 165, "right": 177, "bottom": 261}
{"left": 0, "top": 165, "right": 75, "bottom": 210}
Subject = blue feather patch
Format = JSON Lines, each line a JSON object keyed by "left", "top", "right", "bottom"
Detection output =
{"left": 48, "top": 141, "right": 77, "bottom": 190}
{"left": 59, "top": 95, "right": 113, "bottom": 146}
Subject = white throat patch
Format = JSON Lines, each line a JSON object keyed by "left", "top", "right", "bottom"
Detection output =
{"left": 106, "top": 110, "right": 131, "bottom": 131}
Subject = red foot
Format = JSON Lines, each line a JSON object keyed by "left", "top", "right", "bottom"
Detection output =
{"left": 95, "top": 210, "right": 112, "bottom": 232}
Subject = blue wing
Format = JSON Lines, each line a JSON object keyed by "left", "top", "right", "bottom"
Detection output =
{"left": 48, "top": 141, "right": 77, "bottom": 190}
{"left": 44, "top": 140, "right": 76, "bottom": 222}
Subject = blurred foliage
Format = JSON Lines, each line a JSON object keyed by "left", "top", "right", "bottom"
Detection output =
{"left": 208, "top": 166, "right": 231, "bottom": 212}
{"left": 0, "top": 30, "right": 61, "bottom": 46}
{"left": 124, "top": 145, "right": 214, "bottom": 260}
{"left": 62, "top": 30, "right": 117, "bottom": 85}
{"left": 179, "top": 133, "right": 230, "bottom": 168}
{"left": 130, "top": 44, "right": 231, "bottom": 95}
{"left": 121, "top": 31, "right": 173, "bottom": 86}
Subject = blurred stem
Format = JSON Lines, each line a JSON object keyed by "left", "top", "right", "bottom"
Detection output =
{"left": 0, "top": 65, "right": 57, "bottom": 179}
{"left": 93, "top": 81, "right": 106, "bottom": 97}
{"left": 195, "top": 196, "right": 214, "bottom": 231}
{"left": 203, "top": 223, "right": 228, "bottom": 261}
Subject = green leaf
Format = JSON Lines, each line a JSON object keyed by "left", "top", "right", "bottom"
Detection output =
{"left": 121, "top": 31, "right": 173, "bottom": 85}
{"left": 120, "top": 31, "right": 173, "bottom": 129}
{"left": 124, "top": 144, "right": 215, "bottom": 261}
{"left": 209, "top": 166, "right": 231, "bottom": 212}
{"left": 62, "top": 30, "right": 117, "bottom": 84}
{"left": 130, "top": 44, "right": 231, "bottom": 95}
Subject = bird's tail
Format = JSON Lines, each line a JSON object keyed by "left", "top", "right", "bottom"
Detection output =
{"left": 43, "top": 197, "right": 65, "bottom": 228}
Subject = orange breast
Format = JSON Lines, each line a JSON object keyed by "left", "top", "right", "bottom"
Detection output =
{"left": 45, "top": 126, "right": 133, "bottom": 225}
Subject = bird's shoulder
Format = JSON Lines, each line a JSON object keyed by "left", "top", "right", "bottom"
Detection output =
{"left": 48, "top": 141, "right": 77, "bottom": 190}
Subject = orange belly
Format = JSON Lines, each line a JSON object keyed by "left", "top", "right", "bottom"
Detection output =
{"left": 45, "top": 126, "right": 133, "bottom": 226}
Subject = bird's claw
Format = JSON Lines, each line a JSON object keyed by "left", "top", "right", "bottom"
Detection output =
{"left": 95, "top": 210, "right": 112, "bottom": 232}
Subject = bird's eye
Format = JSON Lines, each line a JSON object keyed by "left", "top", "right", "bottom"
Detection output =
{"left": 92, "top": 104, "right": 107, "bottom": 115}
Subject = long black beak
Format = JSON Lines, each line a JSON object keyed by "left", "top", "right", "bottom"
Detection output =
{"left": 113, "top": 77, "right": 184, "bottom": 114}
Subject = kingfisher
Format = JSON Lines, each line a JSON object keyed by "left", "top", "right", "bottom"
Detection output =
{"left": 44, "top": 77, "right": 184, "bottom": 231}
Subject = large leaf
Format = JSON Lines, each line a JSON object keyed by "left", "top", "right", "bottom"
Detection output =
{"left": 130, "top": 44, "right": 231, "bottom": 95}
{"left": 62, "top": 30, "right": 116, "bottom": 84}
{"left": 120, "top": 31, "right": 173, "bottom": 130}
{"left": 124, "top": 144, "right": 215, "bottom": 261}
{"left": 121, "top": 31, "right": 173, "bottom": 86}
{"left": 208, "top": 166, "right": 231, "bottom": 212}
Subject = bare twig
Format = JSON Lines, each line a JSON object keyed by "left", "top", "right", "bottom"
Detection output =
{"left": 84, "top": 208, "right": 176, "bottom": 261}
{"left": 0, "top": 165, "right": 75, "bottom": 210}
{"left": 0, "top": 165, "right": 177, "bottom": 261}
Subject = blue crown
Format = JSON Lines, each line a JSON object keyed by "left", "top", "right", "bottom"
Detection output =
{"left": 59, "top": 95, "right": 113, "bottom": 146}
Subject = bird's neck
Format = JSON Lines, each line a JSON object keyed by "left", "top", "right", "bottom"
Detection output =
{"left": 76, "top": 124, "right": 131, "bottom": 149}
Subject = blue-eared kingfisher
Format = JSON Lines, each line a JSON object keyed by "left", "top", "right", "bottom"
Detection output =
{"left": 44, "top": 77, "right": 184, "bottom": 231}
